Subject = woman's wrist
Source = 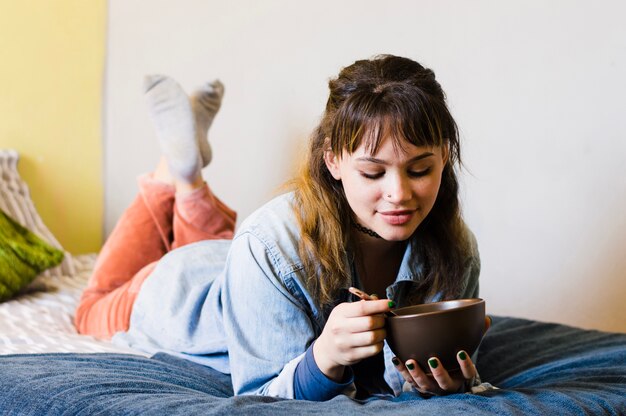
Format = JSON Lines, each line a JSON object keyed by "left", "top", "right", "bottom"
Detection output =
{"left": 312, "top": 339, "right": 345, "bottom": 382}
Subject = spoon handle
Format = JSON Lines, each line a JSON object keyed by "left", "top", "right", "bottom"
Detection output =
{"left": 348, "top": 287, "right": 374, "bottom": 300}
{"left": 348, "top": 287, "right": 397, "bottom": 316}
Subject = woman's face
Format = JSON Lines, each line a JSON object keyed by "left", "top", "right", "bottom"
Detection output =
{"left": 325, "top": 136, "right": 448, "bottom": 241}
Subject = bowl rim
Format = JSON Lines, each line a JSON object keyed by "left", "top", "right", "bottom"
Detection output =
{"left": 388, "top": 298, "right": 485, "bottom": 320}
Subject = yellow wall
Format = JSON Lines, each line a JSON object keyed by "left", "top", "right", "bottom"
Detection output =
{"left": 0, "top": 1, "right": 106, "bottom": 253}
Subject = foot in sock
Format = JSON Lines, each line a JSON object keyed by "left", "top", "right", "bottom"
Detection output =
{"left": 191, "top": 80, "right": 224, "bottom": 167}
{"left": 144, "top": 75, "right": 202, "bottom": 184}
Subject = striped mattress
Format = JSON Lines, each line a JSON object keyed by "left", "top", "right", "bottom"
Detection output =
{"left": 0, "top": 254, "right": 145, "bottom": 355}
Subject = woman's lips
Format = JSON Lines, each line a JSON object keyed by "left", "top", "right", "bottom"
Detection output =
{"left": 379, "top": 210, "right": 415, "bottom": 225}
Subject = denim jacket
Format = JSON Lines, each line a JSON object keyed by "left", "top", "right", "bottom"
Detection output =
{"left": 113, "top": 192, "right": 480, "bottom": 399}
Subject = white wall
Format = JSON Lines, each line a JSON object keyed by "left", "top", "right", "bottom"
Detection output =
{"left": 106, "top": 0, "right": 626, "bottom": 333}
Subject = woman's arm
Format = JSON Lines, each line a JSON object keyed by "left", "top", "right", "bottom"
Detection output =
{"left": 222, "top": 229, "right": 395, "bottom": 399}
{"left": 221, "top": 231, "right": 354, "bottom": 398}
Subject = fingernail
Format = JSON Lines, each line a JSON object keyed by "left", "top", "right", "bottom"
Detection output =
{"left": 428, "top": 358, "right": 438, "bottom": 369}
{"left": 388, "top": 300, "right": 396, "bottom": 308}
{"left": 406, "top": 362, "right": 415, "bottom": 370}
{"left": 391, "top": 357, "right": 399, "bottom": 366}
{"left": 458, "top": 351, "right": 467, "bottom": 360}
{"left": 488, "top": 316, "right": 493, "bottom": 326}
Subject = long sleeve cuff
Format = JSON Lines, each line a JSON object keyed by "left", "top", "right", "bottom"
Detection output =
{"left": 293, "top": 342, "right": 354, "bottom": 401}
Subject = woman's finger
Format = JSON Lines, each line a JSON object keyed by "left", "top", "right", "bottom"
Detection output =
{"left": 391, "top": 357, "right": 416, "bottom": 388}
{"left": 344, "top": 343, "right": 385, "bottom": 362}
{"left": 427, "top": 357, "right": 460, "bottom": 392}
{"left": 457, "top": 350, "right": 477, "bottom": 380}
{"left": 404, "top": 359, "right": 437, "bottom": 392}
{"left": 343, "top": 314, "right": 386, "bottom": 333}
{"left": 484, "top": 315, "right": 492, "bottom": 333}
{"left": 344, "top": 328, "right": 386, "bottom": 348}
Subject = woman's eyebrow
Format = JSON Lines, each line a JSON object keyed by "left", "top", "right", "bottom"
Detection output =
{"left": 356, "top": 152, "right": 434, "bottom": 164}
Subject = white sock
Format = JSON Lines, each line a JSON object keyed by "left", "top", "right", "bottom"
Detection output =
{"left": 143, "top": 75, "right": 201, "bottom": 183}
{"left": 191, "top": 80, "right": 224, "bottom": 167}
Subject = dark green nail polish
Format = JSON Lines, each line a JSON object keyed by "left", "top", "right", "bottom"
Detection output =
{"left": 391, "top": 357, "right": 399, "bottom": 366}
{"left": 407, "top": 363, "right": 415, "bottom": 370}
{"left": 388, "top": 300, "right": 396, "bottom": 308}
{"left": 459, "top": 351, "right": 467, "bottom": 360}
{"left": 428, "top": 358, "right": 438, "bottom": 369}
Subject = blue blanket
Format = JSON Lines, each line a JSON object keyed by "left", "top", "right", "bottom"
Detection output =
{"left": 1, "top": 317, "right": 625, "bottom": 415}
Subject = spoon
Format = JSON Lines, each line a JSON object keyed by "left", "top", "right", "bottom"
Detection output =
{"left": 348, "top": 287, "right": 398, "bottom": 316}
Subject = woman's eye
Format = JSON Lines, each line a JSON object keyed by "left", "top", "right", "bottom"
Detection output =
{"left": 361, "top": 172, "right": 384, "bottom": 180}
{"left": 408, "top": 168, "right": 431, "bottom": 178}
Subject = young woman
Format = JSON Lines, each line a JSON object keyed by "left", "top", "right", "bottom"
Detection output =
{"left": 76, "top": 54, "right": 483, "bottom": 401}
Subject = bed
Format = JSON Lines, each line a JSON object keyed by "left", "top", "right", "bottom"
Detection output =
{"left": 1, "top": 149, "right": 626, "bottom": 415}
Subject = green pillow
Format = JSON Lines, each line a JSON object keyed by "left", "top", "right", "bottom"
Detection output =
{"left": 0, "top": 208, "right": 64, "bottom": 302}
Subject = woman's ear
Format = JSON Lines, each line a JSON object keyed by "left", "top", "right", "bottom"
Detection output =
{"left": 323, "top": 138, "right": 342, "bottom": 180}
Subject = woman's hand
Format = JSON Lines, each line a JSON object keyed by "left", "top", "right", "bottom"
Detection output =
{"left": 392, "top": 350, "right": 478, "bottom": 395}
{"left": 392, "top": 316, "right": 492, "bottom": 395}
{"left": 313, "top": 299, "right": 393, "bottom": 382}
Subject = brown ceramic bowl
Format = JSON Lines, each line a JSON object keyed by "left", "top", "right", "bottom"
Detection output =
{"left": 385, "top": 298, "right": 486, "bottom": 373}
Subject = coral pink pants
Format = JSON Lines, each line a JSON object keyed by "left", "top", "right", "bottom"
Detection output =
{"left": 75, "top": 174, "right": 236, "bottom": 339}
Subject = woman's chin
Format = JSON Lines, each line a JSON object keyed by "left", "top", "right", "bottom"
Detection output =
{"left": 379, "top": 227, "right": 417, "bottom": 242}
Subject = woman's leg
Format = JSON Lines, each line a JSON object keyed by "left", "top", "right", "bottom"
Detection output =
{"left": 75, "top": 170, "right": 176, "bottom": 338}
{"left": 172, "top": 183, "right": 236, "bottom": 248}
{"left": 75, "top": 76, "right": 229, "bottom": 339}
{"left": 75, "top": 181, "right": 237, "bottom": 339}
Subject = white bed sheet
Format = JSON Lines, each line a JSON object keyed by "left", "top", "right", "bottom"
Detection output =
{"left": 0, "top": 254, "right": 147, "bottom": 356}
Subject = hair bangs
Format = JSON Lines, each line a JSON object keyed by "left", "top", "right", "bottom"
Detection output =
{"left": 330, "top": 85, "right": 452, "bottom": 157}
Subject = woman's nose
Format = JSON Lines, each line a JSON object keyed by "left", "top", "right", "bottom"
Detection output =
{"left": 384, "top": 176, "right": 412, "bottom": 203}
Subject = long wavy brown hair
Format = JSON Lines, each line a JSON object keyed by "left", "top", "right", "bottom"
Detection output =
{"left": 291, "top": 55, "right": 471, "bottom": 308}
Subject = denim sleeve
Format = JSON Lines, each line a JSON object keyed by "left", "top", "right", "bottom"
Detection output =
{"left": 294, "top": 342, "right": 354, "bottom": 401}
{"left": 221, "top": 231, "right": 326, "bottom": 398}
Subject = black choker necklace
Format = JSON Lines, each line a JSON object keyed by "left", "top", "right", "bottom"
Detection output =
{"left": 353, "top": 221, "right": 383, "bottom": 239}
